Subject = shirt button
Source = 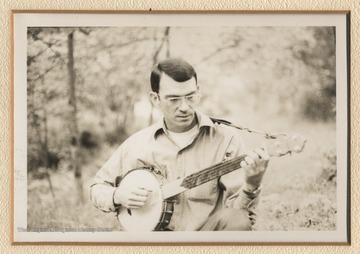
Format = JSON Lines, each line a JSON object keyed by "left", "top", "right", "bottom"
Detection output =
{"left": 178, "top": 151, "right": 182, "bottom": 155}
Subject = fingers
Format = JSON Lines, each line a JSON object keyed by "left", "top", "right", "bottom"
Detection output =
{"left": 128, "top": 187, "right": 152, "bottom": 206}
{"left": 248, "top": 148, "right": 269, "bottom": 161}
{"left": 240, "top": 148, "right": 269, "bottom": 169}
{"left": 127, "top": 200, "right": 147, "bottom": 209}
{"left": 115, "top": 186, "right": 153, "bottom": 209}
{"left": 245, "top": 154, "right": 255, "bottom": 164}
{"left": 240, "top": 151, "right": 260, "bottom": 167}
{"left": 132, "top": 187, "right": 152, "bottom": 197}
{"left": 129, "top": 188, "right": 151, "bottom": 202}
{"left": 129, "top": 194, "right": 148, "bottom": 202}
{"left": 255, "top": 148, "right": 270, "bottom": 161}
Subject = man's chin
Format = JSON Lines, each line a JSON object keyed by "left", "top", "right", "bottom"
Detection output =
{"left": 167, "top": 119, "right": 192, "bottom": 132}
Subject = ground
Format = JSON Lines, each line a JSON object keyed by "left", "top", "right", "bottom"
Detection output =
{"left": 27, "top": 120, "right": 337, "bottom": 232}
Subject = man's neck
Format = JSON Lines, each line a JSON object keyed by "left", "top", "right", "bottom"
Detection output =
{"left": 165, "top": 113, "right": 198, "bottom": 133}
{"left": 167, "top": 122, "right": 200, "bottom": 149}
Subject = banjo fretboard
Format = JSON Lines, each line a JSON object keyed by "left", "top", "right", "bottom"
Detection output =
{"left": 180, "top": 155, "right": 247, "bottom": 189}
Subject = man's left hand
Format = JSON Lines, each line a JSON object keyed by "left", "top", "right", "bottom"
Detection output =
{"left": 240, "top": 148, "right": 270, "bottom": 191}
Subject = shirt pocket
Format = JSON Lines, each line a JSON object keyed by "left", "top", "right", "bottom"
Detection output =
{"left": 187, "top": 179, "right": 218, "bottom": 205}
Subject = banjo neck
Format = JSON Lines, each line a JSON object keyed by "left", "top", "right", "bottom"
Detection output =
{"left": 161, "top": 154, "right": 246, "bottom": 199}
{"left": 118, "top": 135, "right": 306, "bottom": 231}
{"left": 181, "top": 155, "right": 247, "bottom": 189}
{"left": 161, "top": 135, "right": 306, "bottom": 199}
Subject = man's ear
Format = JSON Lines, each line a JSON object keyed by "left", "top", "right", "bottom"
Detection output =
{"left": 149, "top": 92, "right": 160, "bottom": 108}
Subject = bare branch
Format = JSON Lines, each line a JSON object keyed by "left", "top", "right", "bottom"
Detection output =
{"left": 28, "top": 62, "right": 63, "bottom": 83}
{"left": 197, "top": 39, "right": 240, "bottom": 64}
{"left": 78, "top": 27, "right": 91, "bottom": 35}
{"left": 27, "top": 38, "right": 66, "bottom": 65}
{"left": 153, "top": 27, "right": 170, "bottom": 63}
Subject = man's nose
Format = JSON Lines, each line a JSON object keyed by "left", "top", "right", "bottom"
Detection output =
{"left": 178, "top": 98, "right": 190, "bottom": 111}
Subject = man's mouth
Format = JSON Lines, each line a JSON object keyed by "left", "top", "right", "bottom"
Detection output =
{"left": 177, "top": 115, "right": 190, "bottom": 119}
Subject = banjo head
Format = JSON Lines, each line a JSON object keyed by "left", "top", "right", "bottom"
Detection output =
{"left": 117, "top": 169, "right": 165, "bottom": 231}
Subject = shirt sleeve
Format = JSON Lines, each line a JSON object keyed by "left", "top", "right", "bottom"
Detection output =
{"left": 90, "top": 145, "right": 124, "bottom": 213}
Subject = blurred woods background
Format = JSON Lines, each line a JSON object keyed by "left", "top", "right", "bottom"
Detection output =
{"left": 27, "top": 26, "right": 337, "bottom": 231}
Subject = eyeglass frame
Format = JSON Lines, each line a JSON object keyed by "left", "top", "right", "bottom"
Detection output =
{"left": 156, "top": 91, "right": 200, "bottom": 107}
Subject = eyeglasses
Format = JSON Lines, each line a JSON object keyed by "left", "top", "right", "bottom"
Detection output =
{"left": 157, "top": 92, "right": 200, "bottom": 107}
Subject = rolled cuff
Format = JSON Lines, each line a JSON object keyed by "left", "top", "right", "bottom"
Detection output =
{"left": 90, "top": 183, "right": 118, "bottom": 212}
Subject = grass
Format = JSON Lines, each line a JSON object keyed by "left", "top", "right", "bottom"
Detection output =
{"left": 247, "top": 119, "right": 337, "bottom": 231}
{"left": 27, "top": 119, "right": 337, "bottom": 232}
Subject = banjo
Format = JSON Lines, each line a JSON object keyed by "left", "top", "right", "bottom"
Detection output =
{"left": 116, "top": 135, "right": 306, "bottom": 231}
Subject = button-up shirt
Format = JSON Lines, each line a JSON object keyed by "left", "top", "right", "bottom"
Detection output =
{"left": 90, "top": 112, "right": 260, "bottom": 231}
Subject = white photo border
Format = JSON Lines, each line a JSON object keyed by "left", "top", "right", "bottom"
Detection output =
{"left": 12, "top": 11, "right": 350, "bottom": 244}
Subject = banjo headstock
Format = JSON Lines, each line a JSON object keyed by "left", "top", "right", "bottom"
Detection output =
{"left": 266, "top": 135, "right": 307, "bottom": 157}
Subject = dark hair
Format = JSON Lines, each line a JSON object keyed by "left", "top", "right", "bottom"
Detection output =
{"left": 150, "top": 58, "right": 197, "bottom": 93}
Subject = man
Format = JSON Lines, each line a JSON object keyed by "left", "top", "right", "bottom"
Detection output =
{"left": 90, "top": 58, "right": 269, "bottom": 231}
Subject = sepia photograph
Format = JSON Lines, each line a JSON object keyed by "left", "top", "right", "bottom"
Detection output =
{"left": 12, "top": 12, "right": 349, "bottom": 243}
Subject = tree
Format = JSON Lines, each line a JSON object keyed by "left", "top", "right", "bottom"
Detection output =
{"left": 67, "top": 30, "right": 84, "bottom": 204}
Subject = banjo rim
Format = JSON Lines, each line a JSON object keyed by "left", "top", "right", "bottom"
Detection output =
{"left": 117, "top": 167, "right": 174, "bottom": 231}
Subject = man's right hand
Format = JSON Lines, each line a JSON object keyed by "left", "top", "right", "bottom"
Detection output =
{"left": 113, "top": 185, "right": 152, "bottom": 209}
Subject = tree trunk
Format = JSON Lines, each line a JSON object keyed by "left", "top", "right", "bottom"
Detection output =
{"left": 42, "top": 104, "right": 55, "bottom": 199}
{"left": 67, "top": 31, "right": 84, "bottom": 204}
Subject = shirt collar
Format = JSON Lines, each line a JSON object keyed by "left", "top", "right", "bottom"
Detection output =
{"left": 153, "top": 111, "right": 214, "bottom": 138}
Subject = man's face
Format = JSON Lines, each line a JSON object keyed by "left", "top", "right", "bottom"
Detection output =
{"left": 153, "top": 73, "right": 199, "bottom": 133}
